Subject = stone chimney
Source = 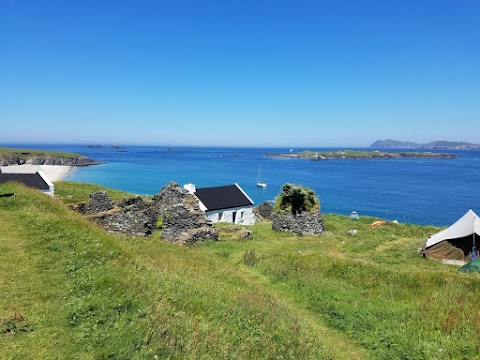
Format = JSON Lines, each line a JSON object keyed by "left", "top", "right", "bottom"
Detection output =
{"left": 183, "top": 183, "right": 196, "bottom": 194}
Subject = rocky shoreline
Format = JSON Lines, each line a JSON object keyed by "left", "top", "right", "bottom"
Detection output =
{"left": 266, "top": 150, "right": 457, "bottom": 160}
{"left": 0, "top": 154, "right": 103, "bottom": 167}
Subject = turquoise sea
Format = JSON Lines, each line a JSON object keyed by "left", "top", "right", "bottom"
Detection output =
{"left": 7, "top": 144, "right": 480, "bottom": 226}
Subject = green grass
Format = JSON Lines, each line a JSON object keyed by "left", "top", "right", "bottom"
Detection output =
{"left": 55, "top": 181, "right": 135, "bottom": 204}
{"left": 298, "top": 150, "right": 373, "bottom": 158}
{"left": 0, "top": 146, "right": 81, "bottom": 159}
{"left": 1, "top": 182, "right": 480, "bottom": 359}
{"left": 0, "top": 183, "right": 152, "bottom": 359}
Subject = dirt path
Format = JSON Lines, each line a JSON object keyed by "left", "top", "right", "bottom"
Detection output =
{"left": 229, "top": 252, "right": 368, "bottom": 360}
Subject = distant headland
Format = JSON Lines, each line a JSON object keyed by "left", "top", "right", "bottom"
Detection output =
{"left": 0, "top": 147, "right": 103, "bottom": 166}
{"left": 370, "top": 139, "right": 480, "bottom": 150}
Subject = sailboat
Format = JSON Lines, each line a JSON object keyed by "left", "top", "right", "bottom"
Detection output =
{"left": 257, "top": 167, "right": 267, "bottom": 188}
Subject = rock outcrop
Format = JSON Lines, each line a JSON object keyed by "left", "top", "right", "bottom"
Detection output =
{"left": 30, "top": 156, "right": 103, "bottom": 166}
{"left": 271, "top": 211, "right": 324, "bottom": 235}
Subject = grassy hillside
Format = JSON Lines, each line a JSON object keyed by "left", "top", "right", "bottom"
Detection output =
{"left": 0, "top": 147, "right": 81, "bottom": 159}
{"left": 1, "top": 182, "right": 480, "bottom": 359}
{"left": 55, "top": 181, "right": 134, "bottom": 204}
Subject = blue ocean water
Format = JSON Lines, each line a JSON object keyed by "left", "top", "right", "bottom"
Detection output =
{"left": 7, "top": 144, "right": 480, "bottom": 226}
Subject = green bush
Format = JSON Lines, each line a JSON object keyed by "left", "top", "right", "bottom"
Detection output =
{"left": 243, "top": 249, "right": 257, "bottom": 266}
{"left": 274, "top": 183, "right": 320, "bottom": 215}
{"left": 157, "top": 215, "right": 163, "bottom": 228}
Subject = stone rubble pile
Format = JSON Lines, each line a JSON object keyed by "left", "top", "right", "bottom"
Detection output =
{"left": 153, "top": 182, "right": 218, "bottom": 243}
{"left": 70, "top": 183, "right": 218, "bottom": 243}
{"left": 254, "top": 201, "right": 274, "bottom": 220}
{"left": 271, "top": 211, "right": 325, "bottom": 235}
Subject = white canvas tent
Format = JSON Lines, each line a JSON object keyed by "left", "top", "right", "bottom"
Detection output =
{"left": 423, "top": 209, "right": 480, "bottom": 262}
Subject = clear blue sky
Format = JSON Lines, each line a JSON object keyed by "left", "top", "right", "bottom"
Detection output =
{"left": 1, "top": 0, "right": 479, "bottom": 147}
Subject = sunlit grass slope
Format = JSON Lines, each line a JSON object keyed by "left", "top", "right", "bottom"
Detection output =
{"left": 0, "top": 183, "right": 328, "bottom": 359}
{"left": 55, "top": 181, "right": 134, "bottom": 204}
{"left": 0, "top": 147, "right": 81, "bottom": 159}
{"left": 1, "top": 181, "right": 480, "bottom": 359}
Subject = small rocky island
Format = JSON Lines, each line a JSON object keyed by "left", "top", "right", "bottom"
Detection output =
{"left": 266, "top": 149, "right": 457, "bottom": 160}
{"left": 0, "top": 147, "right": 103, "bottom": 166}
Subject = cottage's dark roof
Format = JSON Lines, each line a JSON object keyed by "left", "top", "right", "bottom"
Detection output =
{"left": 195, "top": 184, "right": 253, "bottom": 211}
{"left": 0, "top": 172, "right": 50, "bottom": 190}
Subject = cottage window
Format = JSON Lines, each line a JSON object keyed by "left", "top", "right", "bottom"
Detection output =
{"left": 218, "top": 212, "right": 223, "bottom": 221}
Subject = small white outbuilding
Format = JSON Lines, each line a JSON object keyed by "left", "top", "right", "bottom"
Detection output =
{"left": 0, "top": 170, "right": 54, "bottom": 196}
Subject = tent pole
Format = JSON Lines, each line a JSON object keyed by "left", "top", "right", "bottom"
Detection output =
{"left": 474, "top": 233, "right": 477, "bottom": 259}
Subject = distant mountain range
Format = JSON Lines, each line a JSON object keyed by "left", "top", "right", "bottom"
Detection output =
{"left": 370, "top": 139, "right": 480, "bottom": 150}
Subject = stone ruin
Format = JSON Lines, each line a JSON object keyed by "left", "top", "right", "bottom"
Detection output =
{"left": 270, "top": 184, "right": 325, "bottom": 236}
{"left": 271, "top": 211, "right": 325, "bottom": 235}
{"left": 71, "top": 191, "right": 157, "bottom": 236}
{"left": 70, "top": 183, "right": 218, "bottom": 243}
{"left": 152, "top": 182, "right": 217, "bottom": 244}
{"left": 254, "top": 201, "right": 274, "bottom": 220}
{"left": 72, "top": 191, "right": 115, "bottom": 215}
{"left": 216, "top": 225, "right": 252, "bottom": 241}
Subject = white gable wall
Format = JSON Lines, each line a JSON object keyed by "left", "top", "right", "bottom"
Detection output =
{"left": 206, "top": 206, "right": 255, "bottom": 225}
{"left": 185, "top": 183, "right": 256, "bottom": 225}
{"left": 38, "top": 171, "right": 55, "bottom": 196}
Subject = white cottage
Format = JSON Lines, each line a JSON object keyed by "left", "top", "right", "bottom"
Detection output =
{"left": 184, "top": 183, "right": 256, "bottom": 225}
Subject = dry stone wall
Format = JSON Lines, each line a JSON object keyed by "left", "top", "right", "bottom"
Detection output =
{"left": 271, "top": 211, "right": 324, "bottom": 235}
{"left": 70, "top": 183, "right": 218, "bottom": 243}
{"left": 254, "top": 201, "right": 274, "bottom": 220}
{"left": 72, "top": 191, "right": 115, "bottom": 215}
{"left": 71, "top": 191, "right": 156, "bottom": 236}
{"left": 155, "top": 182, "right": 218, "bottom": 243}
